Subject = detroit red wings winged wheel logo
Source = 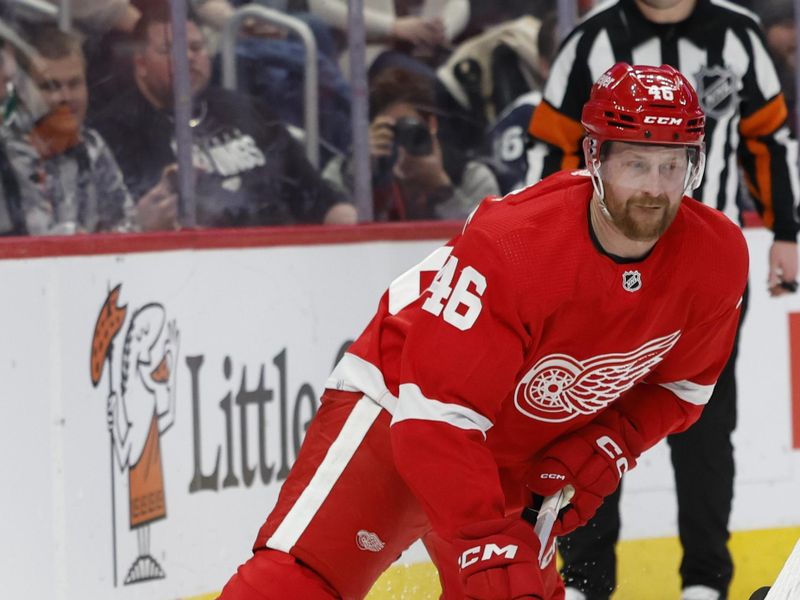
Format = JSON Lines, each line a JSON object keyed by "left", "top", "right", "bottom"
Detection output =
{"left": 514, "top": 331, "right": 681, "bottom": 422}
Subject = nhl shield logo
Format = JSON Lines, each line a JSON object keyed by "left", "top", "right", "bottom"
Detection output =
{"left": 693, "top": 65, "right": 739, "bottom": 119}
{"left": 623, "top": 271, "right": 642, "bottom": 292}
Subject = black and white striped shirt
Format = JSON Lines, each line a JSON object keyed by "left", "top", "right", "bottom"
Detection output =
{"left": 526, "top": 0, "right": 799, "bottom": 239}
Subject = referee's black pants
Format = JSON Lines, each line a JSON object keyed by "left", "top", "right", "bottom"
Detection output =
{"left": 558, "top": 288, "right": 747, "bottom": 600}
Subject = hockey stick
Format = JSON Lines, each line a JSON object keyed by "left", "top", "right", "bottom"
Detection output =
{"left": 748, "top": 538, "right": 800, "bottom": 600}
{"left": 522, "top": 485, "right": 575, "bottom": 567}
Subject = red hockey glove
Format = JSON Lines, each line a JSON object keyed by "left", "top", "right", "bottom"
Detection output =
{"left": 453, "top": 517, "right": 544, "bottom": 600}
{"left": 526, "top": 424, "right": 639, "bottom": 536}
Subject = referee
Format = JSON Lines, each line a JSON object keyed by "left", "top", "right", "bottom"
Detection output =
{"left": 525, "top": 1, "right": 799, "bottom": 599}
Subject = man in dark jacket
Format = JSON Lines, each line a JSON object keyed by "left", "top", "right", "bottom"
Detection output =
{"left": 92, "top": 9, "right": 355, "bottom": 229}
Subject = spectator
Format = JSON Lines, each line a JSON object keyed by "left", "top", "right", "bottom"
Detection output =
{"left": 0, "top": 44, "right": 26, "bottom": 236}
{"left": 325, "top": 67, "right": 499, "bottom": 221}
{"left": 80, "top": 0, "right": 352, "bottom": 163}
{"left": 457, "top": 0, "right": 552, "bottom": 41}
{"left": 191, "top": 0, "right": 354, "bottom": 161}
{"left": 9, "top": 0, "right": 141, "bottom": 35}
{"left": 1, "top": 41, "right": 14, "bottom": 120}
{"left": 309, "top": 0, "right": 469, "bottom": 80}
{"left": 486, "top": 10, "right": 557, "bottom": 193}
{"left": 0, "top": 143, "right": 24, "bottom": 236}
{"left": 92, "top": 9, "right": 356, "bottom": 229}
{"left": 525, "top": 1, "right": 800, "bottom": 600}
{"left": 4, "top": 26, "right": 175, "bottom": 235}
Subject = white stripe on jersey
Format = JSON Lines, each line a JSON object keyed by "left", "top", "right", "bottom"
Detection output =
{"left": 388, "top": 245, "right": 452, "bottom": 315}
{"left": 659, "top": 380, "right": 716, "bottom": 405}
{"left": 700, "top": 29, "right": 747, "bottom": 214}
{"left": 632, "top": 36, "right": 660, "bottom": 67}
{"left": 723, "top": 119, "right": 742, "bottom": 223}
{"left": 526, "top": 137, "right": 550, "bottom": 185}
{"left": 326, "top": 352, "right": 398, "bottom": 413}
{"left": 393, "top": 383, "right": 493, "bottom": 437}
{"left": 677, "top": 38, "right": 706, "bottom": 86}
{"left": 748, "top": 28, "right": 781, "bottom": 100}
{"left": 266, "top": 395, "right": 382, "bottom": 552}
{"left": 544, "top": 32, "right": 584, "bottom": 108}
{"left": 703, "top": 108, "right": 734, "bottom": 212}
{"left": 589, "top": 29, "right": 615, "bottom": 81}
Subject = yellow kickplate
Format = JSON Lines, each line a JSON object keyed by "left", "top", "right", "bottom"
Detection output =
{"left": 187, "top": 526, "right": 800, "bottom": 600}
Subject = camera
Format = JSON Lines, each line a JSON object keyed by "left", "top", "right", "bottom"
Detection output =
{"left": 393, "top": 117, "right": 433, "bottom": 156}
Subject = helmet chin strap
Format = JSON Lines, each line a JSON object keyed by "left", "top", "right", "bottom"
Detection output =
{"left": 584, "top": 137, "right": 613, "bottom": 218}
{"left": 588, "top": 158, "right": 612, "bottom": 219}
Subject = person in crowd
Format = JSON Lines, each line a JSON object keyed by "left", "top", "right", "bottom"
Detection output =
{"left": 10, "top": 0, "right": 141, "bottom": 35}
{"left": 70, "top": 0, "right": 350, "bottom": 162}
{"left": 215, "top": 62, "right": 748, "bottom": 600}
{"left": 92, "top": 9, "right": 356, "bottom": 229}
{"left": 0, "top": 43, "right": 26, "bottom": 236}
{"left": 191, "top": 0, "right": 354, "bottom": 161}
{"left": 309, "top": 0, "right": 469, "bottom": 80}
{"left": 4, "top": 25, "right": 177, "bottom": 235}
{"left": 525, "top": 2, "right": 799, "bottom": 599}
{"left": 486, "top": 9, "right": 557, "bottom": 193}
{"left": 325, "top": 67, "right": 499, "bottom": 221}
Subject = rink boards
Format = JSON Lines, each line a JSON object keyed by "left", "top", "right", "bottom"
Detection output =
{"left": 0, "top": 224, "right": 798, "bottom": 599}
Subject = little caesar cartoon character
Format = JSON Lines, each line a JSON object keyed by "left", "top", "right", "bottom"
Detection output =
{"left": 94, "top": 295, "right": 179, "bottom": 584}
{"left": 217, "top": 63, "right": 748, "bottom": 600}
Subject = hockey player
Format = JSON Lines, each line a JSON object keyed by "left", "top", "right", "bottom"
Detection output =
{"left": 526, "top": 3, "right": 799, "bottom": 598}
{"left": 217, "top": 63, "right": 749, "bottom": 600}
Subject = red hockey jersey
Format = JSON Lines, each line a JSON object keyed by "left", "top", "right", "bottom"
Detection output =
{"left": 326, "top": 169, "right": 749, "bottom": 539}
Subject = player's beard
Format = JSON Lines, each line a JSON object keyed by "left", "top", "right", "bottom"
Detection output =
{"left": 604, "top": 189, "right": 680, "bottom": 242}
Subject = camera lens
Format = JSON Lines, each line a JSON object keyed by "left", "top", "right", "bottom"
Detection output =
{"left": 394, "top": 117, "right": 433, "bottom": 156}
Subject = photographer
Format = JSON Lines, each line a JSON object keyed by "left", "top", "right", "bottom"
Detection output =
{"left": 325, "top": 67, "right": 499, "bottom": 221}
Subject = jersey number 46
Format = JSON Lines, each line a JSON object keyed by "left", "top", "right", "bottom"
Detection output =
{"left": 422, "top": 255, "right": 486, "bottom": 331}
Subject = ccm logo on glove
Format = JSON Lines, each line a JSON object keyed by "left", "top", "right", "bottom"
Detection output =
{"left": 540, "top": 473, "right": 566, "bottom": 480}
{"left": 596, "top": 435, "right": 629, "bottom": 477}
{"left": 458, "top": 543, "right": 519, "bottom": 568}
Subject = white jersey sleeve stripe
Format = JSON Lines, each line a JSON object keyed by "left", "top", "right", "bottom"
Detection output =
{"left": 325, "top": 352, "right": 398, "bottom": 413}
{"left": 266, "top": 395, "right": 382, "bottom": 552}
{"left": 659, "top": 380, "right": 716, "bottom": 406}
{"left": 393, "top": 383, "right": 494, "bottom": 437}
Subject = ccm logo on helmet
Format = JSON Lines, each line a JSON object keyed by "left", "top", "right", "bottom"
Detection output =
{"left": 643, "top": 116, "right": 683, "bottom": 125}
{"left": 459, "top": 543, "right": 519, "bottom": 569}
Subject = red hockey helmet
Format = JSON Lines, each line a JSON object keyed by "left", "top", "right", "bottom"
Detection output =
{"left": 581, "top": 62, "right": 705, "bottom": 150}
{"left": 581, "top": 62, "right": 706, "bottom": 196}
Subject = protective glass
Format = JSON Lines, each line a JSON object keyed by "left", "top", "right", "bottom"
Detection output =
{"left": 599, "top": 144, "right": 704, "bottom": 196}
